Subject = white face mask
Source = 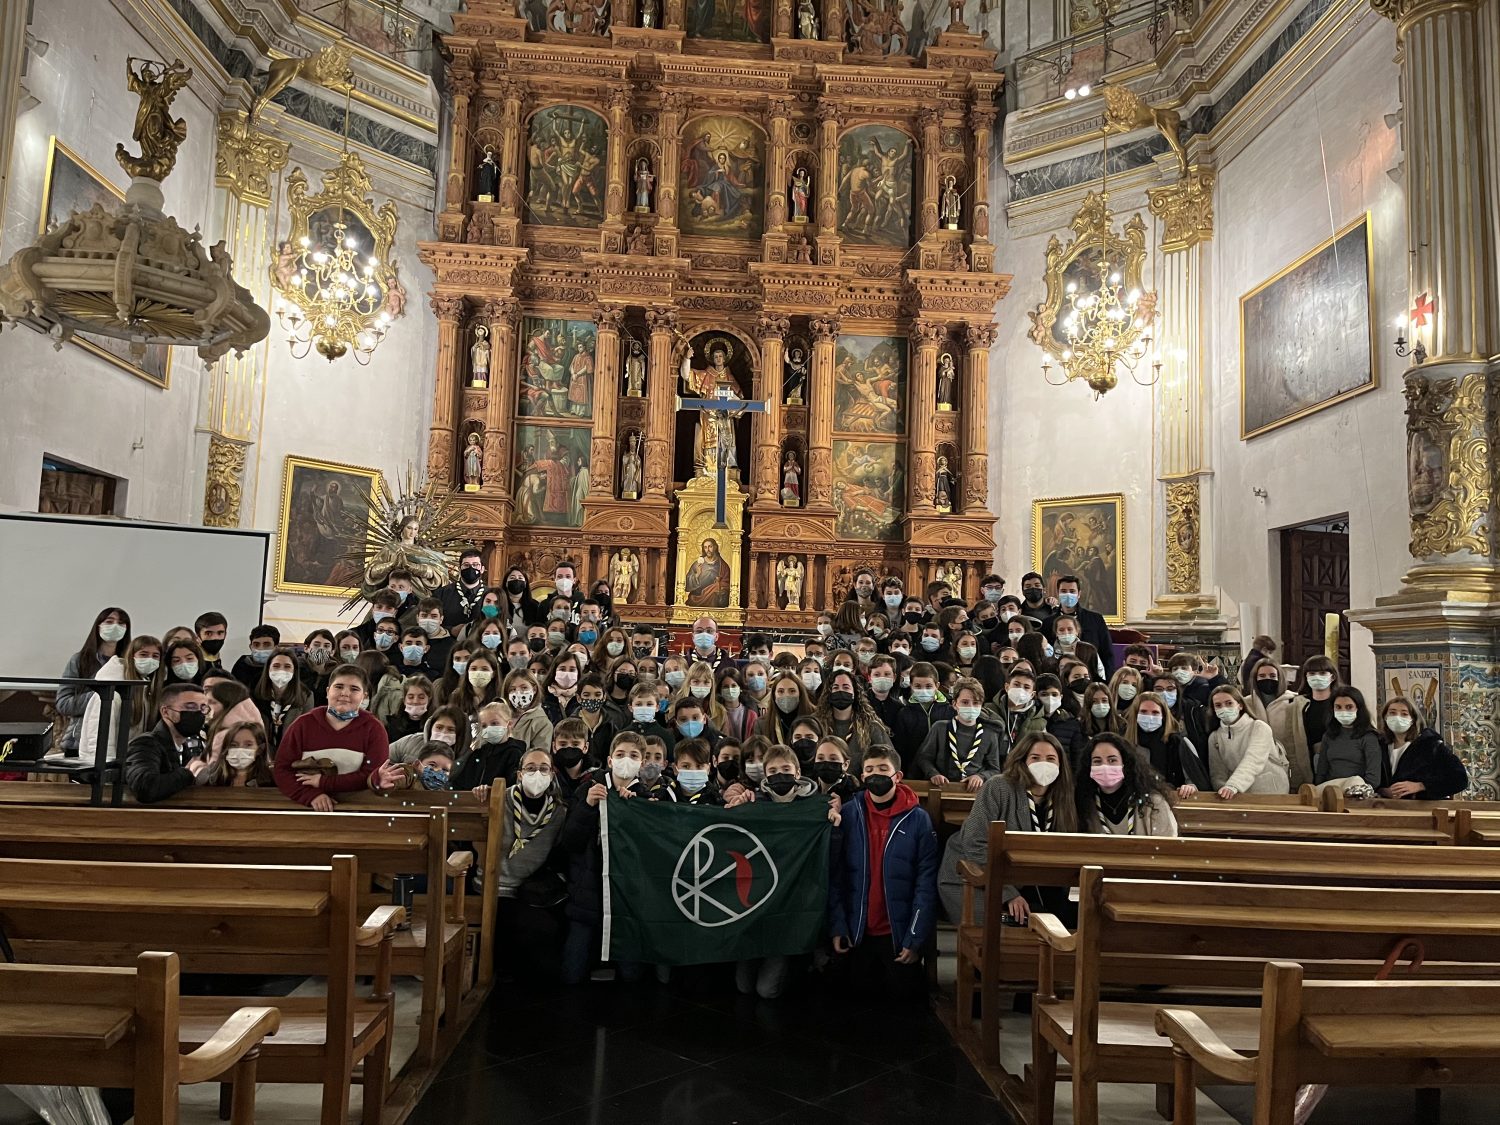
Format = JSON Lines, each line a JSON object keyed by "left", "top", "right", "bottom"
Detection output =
{"left": 509, "top": 690, "right": 534, "bottom": 709}
{"left": 431, "top": 730, "right": 457, "bottom": 746}
{"left": 556, "top": 577, "right": 574, "bottom": 595}
{"left": 1027, "top": 760, "right": 1060, "bottom": 787}
{"left": 1172, "top": 668, "right": 1195, "bottom": 685}
{"left": 1090, "top": 702, "right": 1112, "bottom": 718}
{"left": 99, "top": 621, "right": 128, "bottom": 643}
{"left": 521, "top": 770, "right": 553, "bottom": 797}
{"left": 555, "top": 670, "right": 578, "bottom": 688}
{"left": 1041, "top": 694, "right": 1062, "bottom": 715}
{"left": 269, "top": 670, "right": 295, "bottom": 689}
{"left": 226, "top": 747, "right": 257, "bottom": 770}
{"left": 1306, "top": 673, "right": 1334, "bottom": 691}
{"left": 689, "top": 683, "right": 711, "bottom": 699}
{"left": 1385, "top": 715, "right": 1413, "bottom": 735}
{"left": 611, "top": 756, "right": 641, "bottom": 781}
{"left": 481, "top": 724, "right": 509, "bottom": 743}
{"left": 1007, "top": 687, "right": 1032, "bottom": 707}
{"left": 1117, "top": 684, "right": 1138, "bottom": 701}
{"left": 1215, "top": 706, "right": 1241, "bottom": 724}
{"left": 468, "top": 668, "right": 494, "bottom": 688}
{"left": 802, "top": 672, "right": 822, "bottom": 692}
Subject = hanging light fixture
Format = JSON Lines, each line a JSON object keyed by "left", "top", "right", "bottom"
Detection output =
{"left": 269, "top": 83, "right": 404, "bottom": 364}
{"left": 0, "top": 58, "right": 268, "bottom": 363}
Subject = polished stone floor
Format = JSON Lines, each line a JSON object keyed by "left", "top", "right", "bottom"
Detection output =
{"left": 407, "top": 970, "right": 1015, "bottom": 1125}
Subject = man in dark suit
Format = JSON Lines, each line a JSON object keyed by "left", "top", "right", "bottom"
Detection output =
{"left": 436, "top": 546, "right": 487, "bottom": 631}
{"left": 1042, "top": 574, "right": 1115, "bottom": 676}
{"left": 125, "top": 683, "right": 212, "bottom": 803}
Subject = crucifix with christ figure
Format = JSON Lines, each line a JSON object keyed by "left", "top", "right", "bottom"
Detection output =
{"left": 677, "top": 339, "right": 767, "bottom": 528}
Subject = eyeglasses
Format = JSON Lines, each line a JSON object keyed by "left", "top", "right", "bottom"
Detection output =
{"left": 520, "top": 765, "right": 553, "bottom": 775}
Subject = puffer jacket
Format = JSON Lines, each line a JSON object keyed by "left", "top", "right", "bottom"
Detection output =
{"left": 829, "top": 784, "right": 939, "bottom": 953}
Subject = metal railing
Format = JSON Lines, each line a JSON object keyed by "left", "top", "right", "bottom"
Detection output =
{"left": 0, "top": 678, "right": 150, "bottom": 806}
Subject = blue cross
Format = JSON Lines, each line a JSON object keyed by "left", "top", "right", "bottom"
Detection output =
{"left": 678, "top": 389, "right": 767, "bottom": 527}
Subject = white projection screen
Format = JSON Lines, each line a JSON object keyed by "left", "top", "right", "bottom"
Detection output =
{"left": 0, "top": 513, "right": 270, "bottom": 679}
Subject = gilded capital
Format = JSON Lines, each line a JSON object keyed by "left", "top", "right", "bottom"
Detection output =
{"left": 756, "top": 314, "right": 790, "bottom": 341}
{"left": 215, "top": 115, "right": 291, "bottom": 207}
{"left": 431, "top": 294, "right": 468, "bottom": 321}
{"left": 1147, "top": 168, "right": 1216, "bottom": 252}
{"left": 1371, "top": 0, "right": 1475, "bottom": 32}
{"left": 811, "top": 316, "right": 841, "bottom": 342}
{"left": 914, "top": 320, "right": 946, "bottom": 346}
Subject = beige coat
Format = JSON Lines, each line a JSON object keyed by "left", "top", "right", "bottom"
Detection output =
{"left": 1265, "top": 691, "right": 1315, "bottom": 789}
{"left": 1209, "top": 714, "right": 1290, "bottom": 795}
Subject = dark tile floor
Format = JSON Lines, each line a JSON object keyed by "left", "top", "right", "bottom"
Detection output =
{"left": 408, "top": 972, "right": 1015, "bottom": 1125}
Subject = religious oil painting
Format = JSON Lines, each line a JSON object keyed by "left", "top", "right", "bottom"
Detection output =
{"left": 40, "top": 136, "right": 172, "bottom": 388}
{"left": 524, "top": 105, "right": 608, "bottom": 229}
{"left": 833, "top": 440, "right": 905, "bottom": 542}
{"left": 518, "top": 316, "right": 598, "bottom": 419}
{"left": 514, "top": 425, "right": 593, "bottom": 529}
{"left": 678, "top": 115, "right": 765, "bottom": 240}
{"left": 1031, "top": 493, "right": 1125, "bottom": 625}
{"left": 836, "top": 125, "right": 914, "bottom": 248}
{"left": 834, "top": 336, "right": 907, "bottom": 435}
{"left": 1240, "top": 214, "right": 1375, "bottom": 439}
{"left": 275, "top": 456, "right": 381, "bottom": 597}
{"left": 685, "top": 0, "right": 769, "bottom": 44}
{"left": 682, "top": 535, "right": 732, "bottom": 608}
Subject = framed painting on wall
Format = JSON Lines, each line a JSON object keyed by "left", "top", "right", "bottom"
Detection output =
{"left": 1240, "top": 214, "right": 1376, "bottom": 439}
{"left": 274, "top": 456, "right": 381, "bottom": 597}
{"left": 524, "top": 106, "right": 608, "bottom": 229}
{"left": 834, "top": 336, "right": 907, "bottom": 435}
{"left": 833, "top": 440, "right": 905, "bottom": 542}
{"left": 517, "top": 316, "right": 598, "bottom": 419}
{"left": 1031, "top": 492, "right": 1125, "bottom": 625}
{"left": 513, "top": 424, "right": 592, "bottom": 528}
{"left": 39, "top": 137, "right": 174, "bottom": 389}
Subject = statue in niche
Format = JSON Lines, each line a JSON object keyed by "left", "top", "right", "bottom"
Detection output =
{"left": 640, "top": 0, "right": 658, "bottom": 25}
{"left": 780, "top": 448, "right": 801, "bottom": 507}
{"left": 623, "top": 339, "right": 647, "bottom": 397}
{"left": 777, "top": 555, "right": 805, "bottom": 611}
{"left": 940, "top": 174, "right": 961, "bottom": 230}
{"left": 463, "top": 431, "right": 485, "bottom": 493}
{"left": 936, "top": 352, "right": 957, "bottom": 410}
{"left": 633, "top": 157, "right": 655, "bottom": 213}
{"left": 610, "top": 548, "right": 640, "bottom": 603}
{"left": 783, "top": 345, "right": 808, "bottom": 405}
{"left": 626, "top": 223, "right": 654, "bottom": 256}
{"left": 789, "top": 166, "right": 811, "bottom": 223}
{"left": 475, "top": 146, "right": 500, "bottom": 202}
{"left": 791, "top": 234, "right": 814, "bottom": 264}
{"left": 469, "top": 323, "right": 491, "bottom": 388}
{"left": 934, "top": 455, "right": 954, "bottom": 513}
{"left": 797, "top": 0, "right": 819, "bottom": 38}
{"left": 935, "top": 560, "right": 962, "bottom": 592}
{"left": 620, "top": 432, "right": 642, "bottom": 499}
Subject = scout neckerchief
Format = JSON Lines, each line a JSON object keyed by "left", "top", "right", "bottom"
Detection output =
{"left": 1027, "top": 791, "right": 1053, "bottom": 831}
{"left": 947, "top": 716, "right": 985, "bottom": 775}
{"left": 507, "top": 784, "right": 556, "bottom": 857}
{"left": 1097, "top": 788, "right": 1136, "bottom": 835}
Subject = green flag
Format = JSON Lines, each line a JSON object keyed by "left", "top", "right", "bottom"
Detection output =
{"left": 602, "top": 792, "right": 832, "bottom": 966}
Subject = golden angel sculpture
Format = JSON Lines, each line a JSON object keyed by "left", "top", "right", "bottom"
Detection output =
{"left": 336, "top": 465, "right": 469, "bottom": 613}
{"left": 116, "top": 58, "right": 193, "bottom": 181}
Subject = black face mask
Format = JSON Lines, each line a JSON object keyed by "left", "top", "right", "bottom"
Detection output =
{"left": 828, "top": 690, "right": 856, "bottom": 710}
{"left": 1023, "top": 588, "right": 1044, "bottom": 604}
{"left": 527, "top": 637, "right": 547, "bottom": 652}
{"left": 173, "top": 709, "right": 206, "bottom": 737}
{"left": 615, "top": 673, "right": 636, "bottom": 692}
{"left": 903, "top": 611, "right": 925, "bottom": 625}
{"left": 632, "top": 645, "right": 653, "bottom": 659}
{"left": 554, "top": 746, "right": 584, "bottom": 771}
{"left": 199, "top": 638, "right": 224, "bottom": 656}
{"left": 1069, "top": 678, "right": 1089, "bottom": 692}
{"left": 791, "top": 736, "right": 817, "bottom": 761}
{"left": 1255, "top": 680, "right": 1280, "bottom": 699}
{"left": 977, "top": 618, "right": 999, "bottom": 632}
{"left": 506, "top": 578, "right": 527, "bottom": 595}
{"left": 461, "top": 566, "right": 482, "bottom": 585}
{"left": 864, "top": 774, "right": 895, "bottom": 798}
{"left": 812, "top": 760, "right": 844, "bottom": 784}
{"left": 765, "top": 773, "right": 798, "bottom": 796}
{"left": 716, "top": 759, "right": 740, "bottom": 782}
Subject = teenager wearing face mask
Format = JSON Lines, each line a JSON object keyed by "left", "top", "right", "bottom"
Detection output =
{"left": 1076, "top": 734, "right": 1178, "bottom": 836}
{"left": 999, "top": 669, "right": 1048, "bottom": 750}
{"left": 595, "top": 681, "right": 675, "bottom": 760}
{"left": 598, "top": 655, "right": 638, "bottom": 728}
{"left": 433, "top": 547, "right": 486, "bottom": 632}
{"left": 671, "top": 697, "right": 723, "bottom": 755}
{"left": 161, "top": 638, "right": 208, "bottom": 690}
{"left": 559, "top": 731, "right": 652, "bottom": 984}
{"left": 661, "top": 654, "right": 690, "bottom": 696}
{"left": 741, "top": 657, "right": 772, "bottom": 716}
{"left": 913, "top": 676, "right": 1006, "bottom": 790}
{"left": 764, "top": 673, "right": 815, "bottom": 745}
{"left": 254, "top": 647, "right": 313, "bottom": 749}
{"left": 636, "top": 737, "right": 676, "bottom": 801}
{"left": 1207, "top": 685, "right": 1290, "bottom": 799}
{"left": 879, "top": 576, "right": 906, "bottom": 621}
{"left": 810, "top": 736, "right": 861, "bottom": 806}
{"left": 1079, "top": 683, "right": 1119, "bottom": 739}
{"left": 814, "top": 669, "right": 893, "bottom": 773}
{"left": 1041, "top": 576, "right": 1114, "bottom": 676}
{"left": 1265, "top": 654, "right": 1339, "bottom": 791}
{"left": 952, "top": 622, "right": 981, "bottom": 671}
{"left": 231, "top": 625, "right": 281, "bottom": 691}
{"left": 1249, "top": 659, "right": 1290, "bottom": 712}
{"left": 1311, "top": 686, "right": 1382, "bottom": 799}
{"left": 1165, "top": 651, "right": 1227, "bottom": 710}
{"left": 551, "top": 719, "right": 596, "bottom": 799}
{"left": 593, "top": 627, "right": 629, "bottom": 671}
{"left": 1123, "top": 693, "right": 1207, "bottom": 799}
{"left": 78, "top": 632, "right": 163, "bottom": 769}
{"left": 797, "top": 656, "right": 826, "bottom": 702}
{"left": 935, "top": 605, "right": 970, "bottom": 664}
{"left": 893, "top": 661, "right": 953, "bottom": 756}
{"left": 388, "top": 705, "right": 467, "bottom": 764}
{"left": 1108, "top": 666, "right": 1144, "bottom": 715}
{"left": 125, "top": 682, "right": 217, "bottom": 803}
{"left": 715, "top": 667, "right": 758, "bottom": 741}
{"left": 1146, "top": 671, "right": 1207, "bottom": 762}
{"left": 1018, "top": 572, "right": 1057, "bottom": 627}
{"left": 500, "top": 669, "right": 553, "bottom": 751}
{"left": 675, "top": 660, "right": 727, "bottom": 730}
{"left": 62, "top": 609, "right": 136, "bottom": 747}
{"left": 897, "top": 598, "right": 928, "bottom": 643}
{"left": 353, "top": 590, "right": 402, "bottom": 650}
{"left": 1238, "top": 634, "right": 1279, "bottom": 693}
{"left": 300, "top": 629, "right": 337, "bottom": 700}
{"left": 864, "top": 654, "right": 904, "bottom": 732}
{"left": 937, "top": 733, "right": 1077, "bottom": 925}
{"left": 193, "top": 611, "right": 230, "bottom": 671}
{"left": 494, "top": 746, "right": 570, "bottom": 977}
{"left": 453, "top": 700, "right": 526, "bottom": 797}
{"left": 1377, "top": 696, "right": 1467, "bottom": 800}
{"left": 432, "top": 644, "right": 473, "bottom": 708}
{"left": 202, "top": 721, "right": 275, "bottom": 787}
{"left": 569, "top": 672, "right": 611, "bottom": 753}
{"left": 670, "top": 739, "right": 723, "bottom": 805}
{"left": 1034, "top": 673, "right": 1087, "bottom": 772}
{"left": 540, "top": 652, "right": 585, "bottom": 724}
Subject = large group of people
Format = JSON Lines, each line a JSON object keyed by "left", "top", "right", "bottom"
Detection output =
{"left": 47, "top": 552, "right": 1468, "bottom": 993}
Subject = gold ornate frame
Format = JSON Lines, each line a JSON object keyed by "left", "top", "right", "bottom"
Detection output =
{"left": 272, "top": 150, "right": 403, "bottom": 321}
{"left": 1031, "top": 491, "right": 1127, "bottom": 626}
{"left": 1238, "top": 213, "right": 1376, "bottom": 440}
{"left": 1026, "top": 191, "right": 1150, "bottom": 372}
{"left": 274, "top": 454, "right": 384, "bottom": 598}
{"left": 39, "top": 136, "right": 173, "bottom": 389}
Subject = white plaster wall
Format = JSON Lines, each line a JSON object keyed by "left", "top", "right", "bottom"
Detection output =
{"left": 0, "top": 2, "right": 216, "bottom": 521}
{"left": 1208, "top": 21, "right": 1408, "bottom": 692}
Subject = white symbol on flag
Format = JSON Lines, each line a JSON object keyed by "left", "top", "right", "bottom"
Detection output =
{"left": 671, "top": 824, "right": 780, "bottom": 927}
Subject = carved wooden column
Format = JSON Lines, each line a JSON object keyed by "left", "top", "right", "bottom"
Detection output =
{"left": 482, "top": 297, "right": 520, "bottom": 499}
{"left": 439, "top": 62, "right": 476, "bottom": 242}
{"left": 773, "top": 0, "right": 793, "bottom": 38}
{"left": 429, "top": 296, "right": 468, "bottom": 488}
{"left": 498, "top": 80, "right": 526, "bottom": 219}
{"left": 645, "top": 307, "right": 679, "bottom": 500}
{"left": 753, "top": 315, "right": 788, "bottom": 506}
{"left": 603, "top": 86, "right": 632, "bottom": 228}
{"left": 807, "top": 316, "right": 839, "bottom": 508}
{"left": 908, "top": 320, "right": 942, "bottom": 513}
{"left": 815, "top": 99, "right": 843, "bottom": 265}
{"left": 967, "top": 103, "right": 996, "bottom": 271}
{"left": 589, "top": 307, "right": 625, "bottom": 498}
{"left": 821, "top": 0, "right": 841, "bottom": 39}
{"left": 656, "top": 92, "right": 688, "bottom": 257}
{"left": 917, "top": 107, "right": 942, "bottom": 239}
{"left": 763, "top": 97, "right": 791, "bottom": 257}
{"left": 961, "top": 323, "right": 995, "bottom": 515}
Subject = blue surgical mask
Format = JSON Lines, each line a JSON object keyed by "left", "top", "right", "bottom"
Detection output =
{"left": 920, "top": 636, "right": 940, "bottom": 652}
{"left": 482, "top": 604, "right": 500, "bottom": 619}
{"left": 482, "top": 634, "right": 502, "bottom": 650}
{"left": 250, "top": 649, "right": 272, "bottom": 665}
{"left": 746, "top": 674, "right": 767, "bottom": 693}
{"left": 677, "top": 769, "right": 709, "bottom": 793}
{"left": 373, "top": 634, "right": 395, "bottom": 650}
{"left": 1058, "top": 592, "right": 1079, "bottom": 609}
{"left": 678, "top": 718, "right": 705, "bottom": 738}
{"left": 956, "top": 705, "right": 982, "bottom": 723}
{"left": 1161, "top": 690, "right": 1178, "bottom": 709}
{"left": 665, "top": 670, "right": 686, "bottom": 688}
{"left": 632, "top": 705, "right": 657, "bottom": 723}
{"left": 420, "top": 766, "right": 449, "bottom": 790}
{"left": 912, "top": 687, "right": 935, "bottom": 704}
{"left": 453, "top": 660, "right": 469, "bottom": 676}
{"left": 395, "top": 590, "right": 410, "bottom": 603}
{"left": 328, "top": 705, "right": 360, "bottom": 722}
{"left": 401, "top": 644, "right": 425, "bottom": 663}
{"left": 884, "top": 593, "right": 903, "bottom": 609}
{"left": 579, "top": 628, "right": 598, "bottom": 645}
{"left": 693, "top": 631, "right": 715, "bottom": 651}
{"left": 983, "top": 588, "right": 1003, "bottom": 602}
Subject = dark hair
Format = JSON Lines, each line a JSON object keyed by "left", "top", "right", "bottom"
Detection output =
{"left": 334, "top": 629, "right": 362, "bottom": 653}
{"left": 460, "top": 546, "right": 484, "bottom": 563}
{"left": 554, "top": 560, "right": 576, "bottom": 575}
{"left": 388, "top": 568, "right": 414, "bottom": 584}
{"left": 204, "top": 720, "right": 275, "bottom": 787}
{"left": 863, "top": 744, "right": 901, "bottom": 770}
{"left": 418, "top": 741, "right": 455, "bottom": 763}
{"left": 328, "top": 662, "right": 371, "bottom": 694}
{"left": 370, "top": 589, "right": 401, "bottom": 609}
{"left": 972, "top": 654, "right": 1006, "bottom": 707}
{"left": 194, "top": 611, "right": 228, "bottom": 633}
{"left": 75, "top": 607, "right": 133, "bottom": 678}
{"left": 305, "top": 628, "right": 336, "bottom": 647}
{"left": 674, "top": 737, "right": 711, "bottom": 766}
{"left": 248, "top": 625, "right": 279, "bottom": 644}
{"left": 980, "top": 573, "right": 1004, "bottom": 587}
{"left": 159, "top": 681, "right": 204, "bottom": 709}
{"left": 1295, "top": 654, "right": 1340, "bottom": 697}
{"left": 1328, "top": 685, "right": 1375, "bottom": 737}
{"left": 163, "top": 638, "right": 208, "bottom": 683}
{"left": 1075, "top": 732, "right": 1175, "bottom": 830}
{"left": 1021, "top": 572, "right": 1044, "bottom": 586}
{"left": 417, "top": 596, "right": 443, "bottom": 614}
{"left": 1056, "top": 575, "right": 1081, "bottom": 590}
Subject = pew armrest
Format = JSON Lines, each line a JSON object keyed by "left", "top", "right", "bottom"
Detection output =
{"left": 957, "top": 860, "right": 986, "bottom": 886}
{"left": 445, "top": 850, "right": 475, "bottom": 876}
{"left": 179, "top": 1006, "right": 282, "bottom": 1085}
{"left": 1030, "top": 913, "right": 1075, "bottom": 952}
{"left": 1154, "top": 1008, "right": 1257, "bottom": 1085}
{"left": 356, "top": 905, "right": 407, "bottom": 947}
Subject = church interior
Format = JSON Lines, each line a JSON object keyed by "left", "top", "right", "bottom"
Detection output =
{"left": 1, "top": 0, "right": 1499, "bottom": 1120}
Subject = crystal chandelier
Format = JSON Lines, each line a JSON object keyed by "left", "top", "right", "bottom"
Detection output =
{"left": 0, "top": 58, "right": 267, "bottom": 363}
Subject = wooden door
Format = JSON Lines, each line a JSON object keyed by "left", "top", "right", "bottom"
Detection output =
{"left": 1280, "top": 528, "right": 1350, "bottom": 679}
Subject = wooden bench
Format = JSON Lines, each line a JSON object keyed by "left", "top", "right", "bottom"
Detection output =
{"left": 917, "top": 784, "right": 1321, "bottom": 828}
{"left": 1031, "top": 870, "right": 1500, "bottom": 1125}
{"left": 1176, "top": 804, "right": 1460, "bottom": 844}
{"left": 0, "top": 799, "right": 481, "bottom": 1068}
{"left": 0, "top": 855, "right": 403, "bottom": 1125}
{"left": 1158, "top": 962, "right": 1500, "bottom": 1125}
{"left": 953, "top": 824, "right": 1500, "bottom": 1067}
{"left": 0, "top": 952, "right": 280, "bottom": 1125}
